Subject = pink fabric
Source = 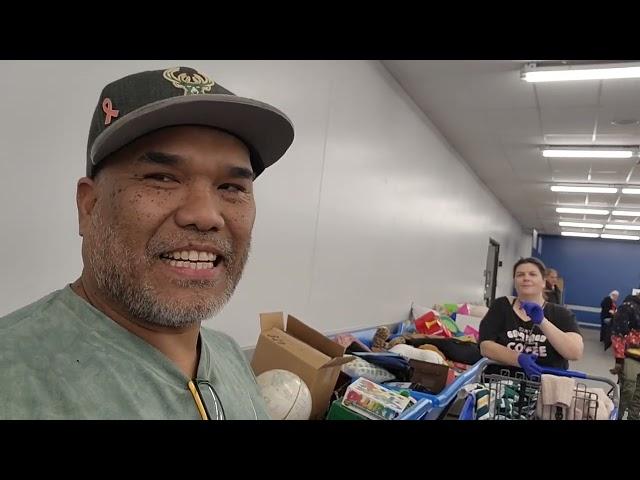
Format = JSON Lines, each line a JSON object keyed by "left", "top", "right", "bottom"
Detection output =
{"left": 457, "top": 303, "right": 471, "bottom": 315}
{"left": 463, "top": 325, "right": 480, "bottom": 341}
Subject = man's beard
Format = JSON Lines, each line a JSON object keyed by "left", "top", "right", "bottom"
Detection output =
{"left": 86, "top": 215, "right": 250, "bottom": 328}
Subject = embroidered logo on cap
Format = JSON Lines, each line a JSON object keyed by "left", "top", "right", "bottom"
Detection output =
{"left": 162, "top": 67, "right": 214, "bottom": 96}
{"left": 102, "top": 97, "right": 119, "bottom": 125}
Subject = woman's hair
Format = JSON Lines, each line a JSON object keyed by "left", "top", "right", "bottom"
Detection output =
{"left": 513, "top": 257, "right": 546, "bottom": 278}
{"left": 546, "top": 268, "right": 558, "bottom": 277}
{"left": 610, "top": 290, "right": 619, "bottom": 297}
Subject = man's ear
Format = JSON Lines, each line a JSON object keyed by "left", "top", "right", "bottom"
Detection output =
{"left": 77, "top": 177, "right": 98, "bottom": 237}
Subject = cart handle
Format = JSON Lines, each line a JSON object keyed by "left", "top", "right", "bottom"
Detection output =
{"left": 539, "top": 367, "right": 587, "bottom": 379}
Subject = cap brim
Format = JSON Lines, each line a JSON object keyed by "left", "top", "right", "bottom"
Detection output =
{"left": 90, "top": 95, "right": 294, "bottom": 177}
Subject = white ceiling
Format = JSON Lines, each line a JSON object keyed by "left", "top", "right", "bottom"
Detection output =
{"left": 382, "top": 60, "right": 640, "bottom": 237}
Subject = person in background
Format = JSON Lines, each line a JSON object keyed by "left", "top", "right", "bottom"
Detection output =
{"left": 543, "top": 268, "right": 562, "bottom": 305}
{"left": 600, "top": 290, "right": 619, "bottom": 347}
{"left": 610, "top": 291, "right": 640, "bottom": 420}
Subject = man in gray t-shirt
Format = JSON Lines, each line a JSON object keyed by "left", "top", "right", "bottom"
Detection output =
{"left": 0, "top": 66, "right": 295, "bottom": 419}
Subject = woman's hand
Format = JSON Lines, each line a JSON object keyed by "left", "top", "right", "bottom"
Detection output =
{"left": 518, "top": 353, "right": 542, "bottom": 378}
{"left": 520, "top": 301, "right": 545, "bottom": 325}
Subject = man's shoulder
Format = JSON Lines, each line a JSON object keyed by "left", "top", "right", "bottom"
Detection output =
{"left": 201, "top": 326, "right": 236, "bottom": 345}
{"left": 200, "top": 327, "right": 247, "bottom": 359}
{"left": 200, "top": 327, "right": 255, "bottom": 376}
{"left": 0, "top": 289, "right": 66, "bottom": 333}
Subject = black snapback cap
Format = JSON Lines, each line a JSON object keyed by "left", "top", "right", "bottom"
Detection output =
{"left": 86, "top": 66, "right": 295, "bottom": 178}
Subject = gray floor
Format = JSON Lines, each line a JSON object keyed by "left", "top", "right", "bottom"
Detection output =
{"left": 570, "top": 327, "right": 618, "bottom": 389}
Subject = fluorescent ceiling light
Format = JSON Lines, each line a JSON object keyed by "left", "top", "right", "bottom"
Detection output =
{"left": 543, "top": 149, "right": 633, "bottom": 159}
{"left": 522, "top": 62, "right": 640, "bottom": 82}
{"left": 612, "top": 210, "right": 640, "bottom": 216}
{"left": 601, "top": 234, "right": 640, "bottom": 240}
{"left": 551, "top": 186, "right": 618, "bottom": 194}
{"left": 559, "top": 221, "right": 603, "bottom": 228}
{"left": 622, "top": 188, "right": 640, "bottom": 194}
{"left": 605, "top": 224, "right": 640, "bottom": 231}
{"left": 556, "top": 207, "right": 609, "bottom": 215}
{"left": 561, "top": 232, "right": 599, "bottom": 238}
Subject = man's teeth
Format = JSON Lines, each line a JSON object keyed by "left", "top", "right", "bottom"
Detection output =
{"left": 168, "top": 260, "right": 214, "bottom": 270}
{"left": 161, "top": 250, "right": 218, "bottom": 269}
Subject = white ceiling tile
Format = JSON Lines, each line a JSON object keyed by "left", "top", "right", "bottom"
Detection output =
{"left": 549, "top": 166, "right": 588, "bottom": 178}
{"left": 595, "top": 107, "right": 640, "bottom": 144}
{"left": 586, "top": 193, "right": 620, "bottom": 204}
{"left": 548, "top": 157, "right": 633, "bottom": 184}
{"left": 588, "top": 158, "right": 636, "bottom": 172}
{"left": 625, "top": 169, "right": 640, "bottom": 184}
{"left": 543, "top": 133, "right": 595, "bottom": 144}
{"left": 585, "top": 199, "right": 617, "bottom": 208}
{"left": 552, "top": 193, "right": 587, "bottom": 204}
{"left": 617, "top": 196, "right": 640, "bottom": 208}
{"left": 590, "top": 172, "right": 632, "bottom": 183}
{"left": 485, "top": 108, "right": 542, "bottom": 144}
{"left": 600, "top": 78, "right": 640, "bottom": 108}
{"left": 540, "top": 107, "right": 599, "bottom": 136}
{"left": 536, "top": 82, "right": 600, "bottom": 109}
{"left": 471, "top": 71, "right": 538, "bottom": 110}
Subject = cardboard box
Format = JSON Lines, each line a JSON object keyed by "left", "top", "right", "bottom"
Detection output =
{"left": 251, "top": 312, "right": 351, "bottom": 420}
{"left": 409, "top": 359, "right": 449, "bottom": 394}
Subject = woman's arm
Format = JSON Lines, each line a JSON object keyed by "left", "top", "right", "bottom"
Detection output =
{"left": 538, "top": 320, "right": 583, "bottom": 361}
{"left": 480, "top": 340, "right": 521, "bottom": 366}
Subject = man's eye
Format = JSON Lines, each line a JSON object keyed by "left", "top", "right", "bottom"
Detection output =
{"left": 145, "top": 174, "right": 177, "bottom": 183}
{"left": 219, "top": 183, "right": 247, "bottom": 193}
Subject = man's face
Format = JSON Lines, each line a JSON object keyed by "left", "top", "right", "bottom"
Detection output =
{"left": 78, "top": 126, "right": 256, "bottom": 328}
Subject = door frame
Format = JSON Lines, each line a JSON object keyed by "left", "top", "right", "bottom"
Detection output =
{"left": 486, "top": 238, "right": 500, "bottom": 306}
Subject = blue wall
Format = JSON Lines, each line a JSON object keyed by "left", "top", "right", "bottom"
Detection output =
{"left": 535, "top": 234, "right": 640, "bottom": 326}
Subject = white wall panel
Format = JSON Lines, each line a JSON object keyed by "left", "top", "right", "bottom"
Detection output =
{"left": 0, "top": 61, "right": 529, "bottom": 347}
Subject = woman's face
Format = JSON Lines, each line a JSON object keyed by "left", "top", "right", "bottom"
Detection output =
{"left": 514, "top": 262, "right": 545, "bottom": 297}
{"left": 612, "top": 293, "right": 619, "bottom": 302}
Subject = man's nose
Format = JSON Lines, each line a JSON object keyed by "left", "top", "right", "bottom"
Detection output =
{"left": 174, "top": 184, "right": 225, "bottom": 232}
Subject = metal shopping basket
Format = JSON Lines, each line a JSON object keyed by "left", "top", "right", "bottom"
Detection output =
{"left": 458, "top": 363, "right": 619, "bottom": 420}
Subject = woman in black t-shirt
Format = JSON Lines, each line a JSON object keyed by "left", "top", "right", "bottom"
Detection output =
{"left": 479, "top": 257, "right": 583, "bottom": 376}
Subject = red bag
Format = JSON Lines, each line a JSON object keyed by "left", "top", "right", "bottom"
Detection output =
{"left": 414, "top": 311, "right": 452, "bottom": 338}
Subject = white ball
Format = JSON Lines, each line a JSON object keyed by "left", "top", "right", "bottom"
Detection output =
{"left": 257, "top": 369, "right": 313, "bottom": 420}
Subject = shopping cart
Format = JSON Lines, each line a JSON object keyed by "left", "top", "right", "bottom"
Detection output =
{"left": 332, "top": 324, "right": 489, "bottom": 420}
{"left": 394, "top": 358, "right": 490, "bottom": 420}
{"left": 457, "top": 363, "right": 619, "bottom": 420}
{"left": 331, "top": 323, "right": 619, "bottom": 420}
